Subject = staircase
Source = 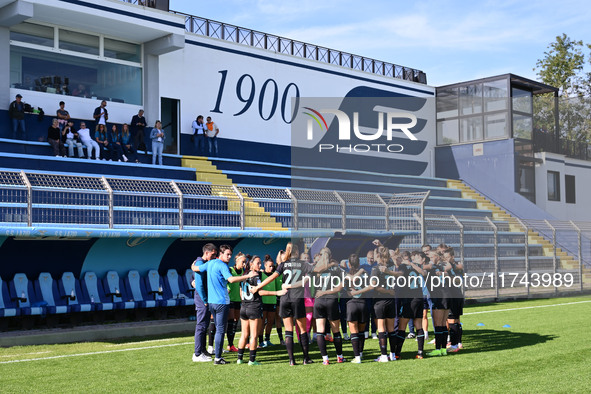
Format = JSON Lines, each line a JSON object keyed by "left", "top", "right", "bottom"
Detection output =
{"left": 448, "top": 179, "right": 591, "bottom": 284}
{"left": 182, "top": 156, "right": 286, "bottom": 231}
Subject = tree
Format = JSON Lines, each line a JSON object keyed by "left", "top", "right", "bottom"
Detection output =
{"left": 534, "top": 33, "right": 585, "bottom": 97}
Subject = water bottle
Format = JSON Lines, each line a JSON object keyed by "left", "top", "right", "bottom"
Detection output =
{"left": 159, "top": 286, "right": 163, "bottom": 293}
{"left": 71, "top": 289, "right": 75, "bottom": 298}
{"left": 21, "top": 291, "right": 25, "bottom": 300}
{"left": 115, "top": 288, "right": 120, "bottom": 295}
{"left": 91, "top": 295, "right": 95, "bottom": 303}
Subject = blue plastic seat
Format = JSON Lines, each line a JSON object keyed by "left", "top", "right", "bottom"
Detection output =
{"left": 124, "top": 270, "right": 157, "bottom": 308}
{"left": 165, "top": 269, "right": 192, "bottom": 307}
{"left": 145, "top": 270, "right": 180, "bottom": 307}
{"left": 59, "top": 272, "right": 93, "bottom": 313}
{"left": 34, "top": 272, "right": 70, "bottom": 314}
{"left": 103, "top": 271, "right": 136, "bottom": 310}
{"left": 81, "top": 272, "right": 116, "bottom": 311}
{"left": 9, "top": 273, "right": 44, "bottom": 316}
{"left": 182, "top": 269, "right": 196, "bottom": 299}
{"left": 0, "top": 276, "right": 20, "bottom": 317}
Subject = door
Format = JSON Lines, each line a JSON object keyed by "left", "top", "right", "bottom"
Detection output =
{"left": 160, "top": 97, "right": 179, "bottom": 154}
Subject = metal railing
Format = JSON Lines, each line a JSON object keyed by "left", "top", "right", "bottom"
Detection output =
{"left": 172, "top": 13, "right": 426, "bottom": 84}
{"left": 0, "top": 171, "right": 428, "bottom": 233}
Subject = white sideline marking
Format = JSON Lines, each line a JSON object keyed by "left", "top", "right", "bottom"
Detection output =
{"left": 105, "top": 337, "right": 180, "bottom": 347}
{"left": 463, "top": 300, "right": 591, "bottom": 316}
{"left": 0, "top": 351, "right": 51, "bottom": 358}
{"left": 0, "top": 341, "right": 192, "bottom": 364}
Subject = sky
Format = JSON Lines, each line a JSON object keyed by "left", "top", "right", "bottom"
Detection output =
{"left": 168, "top": 0, "right": 591, "bottom": 87}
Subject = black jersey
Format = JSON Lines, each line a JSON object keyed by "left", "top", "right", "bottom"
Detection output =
{"left": 314, "top": 264, "right": 344, "bottom": 299}
{"left": 449, "top": 261, "right": 464, "bottom": 297}
{"left": 276, "top": 258, "right": 314, "bottom": 301}
{"left": 241, "top": 274, "right": 262, "bottom": 307}
{"left": 397, "top": 263, "right": 425, "bottom": 299}
{"left": 425, "top": 263, "right": 446, "bottom": 299}
{"left": 346, "top": 270, "right": 370, "bottom": 302}
{"left": 371, "top": 264, "right": 396, "bottom": 301}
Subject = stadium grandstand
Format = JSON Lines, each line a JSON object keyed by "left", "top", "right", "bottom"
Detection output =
{"left": 0, "top": 0, "right": 589, "bottom": 337}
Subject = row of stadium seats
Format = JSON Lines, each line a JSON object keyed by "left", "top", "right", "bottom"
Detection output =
{"left": 0, "top": 269, "right": 196, "bottom": 320}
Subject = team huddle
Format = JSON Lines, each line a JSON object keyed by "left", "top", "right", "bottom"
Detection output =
{"left": 190, "top": 241, "right": 465, "bottom": 365}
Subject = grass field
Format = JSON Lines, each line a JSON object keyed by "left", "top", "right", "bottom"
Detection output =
{"left": 1, "top": 295, "right": 590, "bottom": 393}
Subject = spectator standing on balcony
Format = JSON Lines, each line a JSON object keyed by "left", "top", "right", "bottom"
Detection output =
{"left": 48, "top": 118, "right": 66, "bottom": 157}
{"left": 131, "top": 109, "right": 148, "bottom": 155}
{"left": 56, "top": 101, "right": 70, "bottom": 131}
{"left": 8, "top": 94, "right": 26, "bottom": 140}
{"left": 78, "top": 122, "right": 99, "bottom": 160}
{"left": 93, "top": 100, "right": 108, "bottom": 129}
{"left": 150, "top": 120, "right": 165, "bottom": 165}
{"left": 192, "top": 115, "right": 207, "bottom": 155}
{"left": 206, "top": 116, "right": 220, "bottom": 157}
{"left": 63, "top": 120, "right": 84, "bottom": 158}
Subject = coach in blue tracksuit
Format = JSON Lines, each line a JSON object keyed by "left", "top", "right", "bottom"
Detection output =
{"left": 193, "top": 244, "right": 256, "bottom": 364}
{"left": 191, "top": 243, "right": 217, "bottom": 362}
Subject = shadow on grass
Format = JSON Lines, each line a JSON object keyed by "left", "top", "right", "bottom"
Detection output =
{"left": 400, "top": 328, "right": 556, "bottom": 358}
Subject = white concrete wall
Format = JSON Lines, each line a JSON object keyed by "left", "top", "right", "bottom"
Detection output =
{"left": 535, "top": 152, "right": 591, "bottom": 221}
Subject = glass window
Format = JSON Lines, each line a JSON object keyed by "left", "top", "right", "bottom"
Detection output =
{"left": 460, "top": 116, "right": 483, "bottom": 142}
{"left": 436, "top": 87, "right": 458, "bottom": 119}
{"left": 547, "top": 171, "right": 560, "bottom": 201}
{"left": 485, "top": 113, "right": 508, "bottom": 139}
{"left": 104, "top": 38, "right": 141, "bottom": 62}
{"left": 512, "top": 87, "right": 532, "bottom": 114}
{"left": 59, "top": 29, "right": 99, "bottom": 55}
{"left": 437, "top": 119, "right": 459, "bottom": 145}
{"left": 513, "top": 114, "right": 532, "bottom": 139}
{"left": 565, "top": 175, "right": 575, "bottom": 204}
{"left": 10, "top": 46, "right": 142, "bottom": 105}
{"left": 10, "top": 22, "right": 54, "bottom": 47}
{"left": 460, "top": 83, "right": 483, "bottom": 115}
{"left": 483, "top": 79, "right": 508, "bottom": 112}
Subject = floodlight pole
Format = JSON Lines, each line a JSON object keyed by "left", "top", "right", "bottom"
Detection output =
{"left": 514, "top": 217, "right": 530, "bottom": 297}
{"left": 485, "top": 216, "right": 499, "bottom": 299}
{"left": 570, "top": 221, "right": 583, "bottom": 292}
{"left": 545, "top": 220, "right": 557, "bottom": 296}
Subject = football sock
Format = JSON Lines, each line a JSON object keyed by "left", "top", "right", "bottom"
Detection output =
{"left": 285, "top": 330, "right": 295, "bottom": 362}
{"left": 378, "top": 332, "right": 388, "bottom": 356}
{"left": 333, "top": 332, "right": 343, "bottom": 355}
{"left": 351, "top": 333, "right": 360, "bottom": 357}
{"left": 417, "top": 329, "right": 425, "bottom": 354}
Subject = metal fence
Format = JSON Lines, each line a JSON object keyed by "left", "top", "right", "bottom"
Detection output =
{"left": 0, "top": 171, "right": 428, "bottom": 233}
{"left": 172, "top": 13, "right": 427, "bottom": 84}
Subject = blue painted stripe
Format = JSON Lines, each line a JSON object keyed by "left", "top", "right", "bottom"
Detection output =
{"left": 208, "top": 156, "right": 448, "bottom": 182}
{"left": 60, "top": 0, "right": 185, "bottom": 29}
{"left": 185, "top": 39, "right": 435, "bottom": 96}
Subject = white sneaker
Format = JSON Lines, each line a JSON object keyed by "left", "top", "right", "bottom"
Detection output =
{"left": 377, "top": 355, "right": 389, "bottom": 363}
{"left": 122, "top": 155, "right": 128, "bottom": 162}
{"left": 192, "top": 353, "right": 211, "bottom": 362}
{"left": 207, "top": 346, "right": 214, "bottom": 354}
{"left": 350, "top": 356, "right": 361, "bottom": 364}
{"left": 372, "top": 333, "right": 378, "bottom": 340}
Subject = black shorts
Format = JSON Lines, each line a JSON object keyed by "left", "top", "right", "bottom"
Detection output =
{"left": 279, "top": 298, "right": 306, "bottom": 319}
{"left": 448, "top": 297, "right": 464, "bottom": 319}
{"left": 240, "top": 304, "right": 263, "bottom": 320}
{"left": 262, "top": 303, "right": 276, "bottom": 312}
{"left": 229, "top": 301, "right": 241, "bottom": 310}
{"left": 399, "top": 297, "right": 424, "bottom": 319}
{"left": 313, "top": 297, "right": 340, "bottom": 321}
{"left": 373, "top": 299, "right": 396, "bottom": 319}
{"left": 431, "top": 297, "right": 450, "bottom": 310}
{"left": 346, "top": 300, "right": 368, "bottom": 323}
